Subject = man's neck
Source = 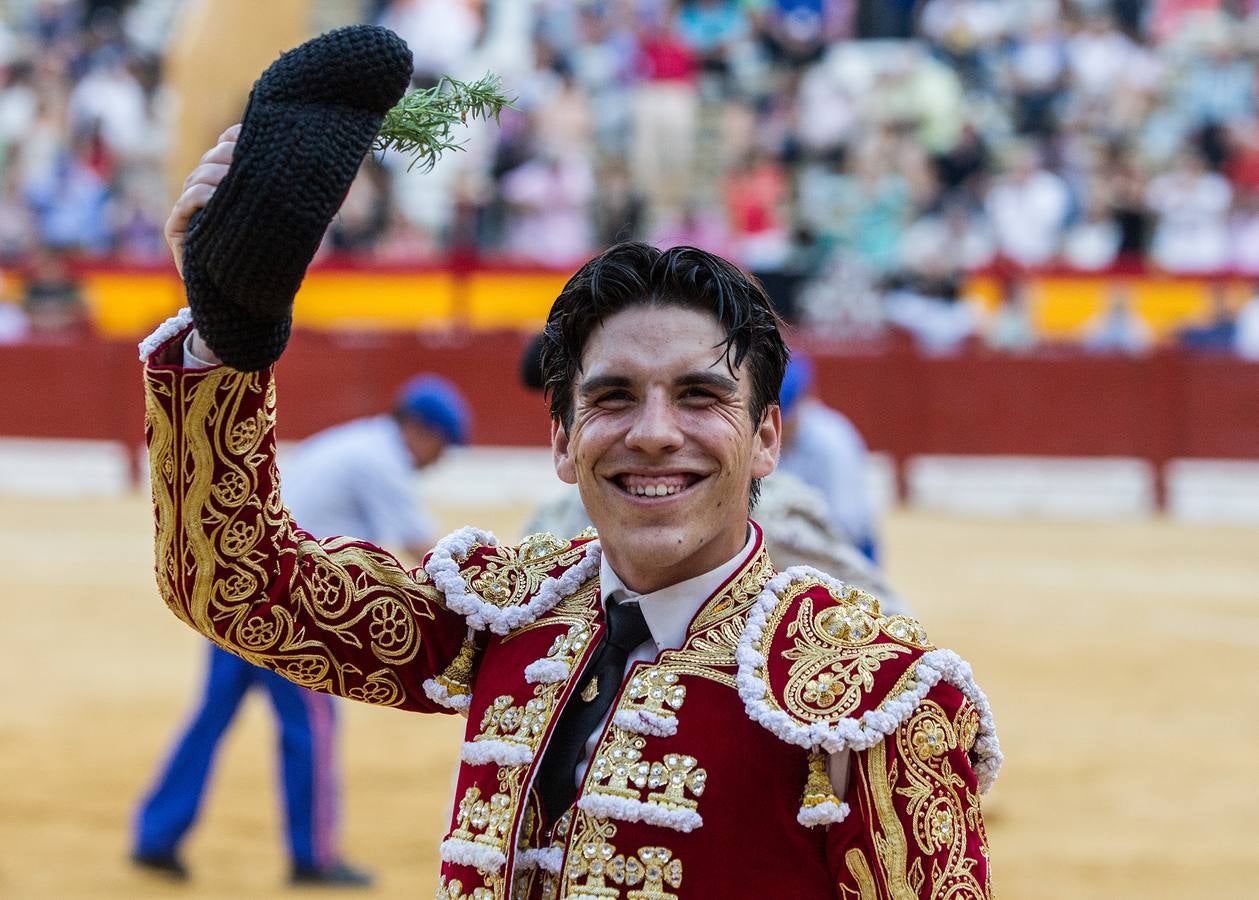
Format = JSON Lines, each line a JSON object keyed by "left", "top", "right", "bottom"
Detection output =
{"left": 601, "top": 526, "right": 750, "bottom": 596}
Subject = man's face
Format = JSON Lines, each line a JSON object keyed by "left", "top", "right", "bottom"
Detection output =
{"left": 553, "top": 305, "right": 781, "bottom": 593}
{"left": 400, "top": 420, "right": 446, "bottom": 469}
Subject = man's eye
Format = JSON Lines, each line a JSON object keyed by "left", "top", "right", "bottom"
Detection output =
{"left": 597, "top": 391, "right": 633, "bottom": 406}
{"left": 682, "top": 388, "right": 717, "bottom": 402}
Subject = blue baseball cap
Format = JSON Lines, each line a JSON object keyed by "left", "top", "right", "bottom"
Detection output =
{"left": 396, "top": 374, "right": 471, "bottom": 446}
{"left": 779, "top": 353, "right": 814, "bottom": 416}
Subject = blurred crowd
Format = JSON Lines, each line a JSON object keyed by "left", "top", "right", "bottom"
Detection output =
{"left": 2, "top": 0, "right": 1259, "bottom": 355}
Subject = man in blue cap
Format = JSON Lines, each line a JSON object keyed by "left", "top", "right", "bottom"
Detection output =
{"left": 132, "top": 373, "right": 469, "bottom": 887}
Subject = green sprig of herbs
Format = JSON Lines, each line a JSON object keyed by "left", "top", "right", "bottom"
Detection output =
{"left": 374, "top": 73, "right": 514, "bottom": 171}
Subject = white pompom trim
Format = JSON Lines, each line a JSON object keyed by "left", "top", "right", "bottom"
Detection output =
{"left": 422, "top": 677, "right": 472, "bottom": 712}
{"left": 577, "top": 793, "right": 703, "bottom": 833}
{"left": 516, "top": 847, "right": 563, "bottom": 874}
{"left": 438, "top": 837, "right": 506, "bottom": 874}
{"left": 524, "top": 658, "right": 571, "bottom": 685}
{"left": 425, "top": 529, "right": 602, "bottom": 636}
{"left": 797, "top": 800, "right": 851, "bottom": 828}
{"left": 138, "top": 307, "right": 193, "bottom": 361}
{"left": 459, "top": 739, "right": 535, "bottom": 767}
{"left": 612, "top": 708, "right": 679, "bottom": 738}
{"left": 736, "top": 566, "right": 1004, "bottom": 793}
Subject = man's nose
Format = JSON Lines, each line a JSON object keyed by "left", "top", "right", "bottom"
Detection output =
{"left": 625, "top": 392, "right": 683, "bottom": 454}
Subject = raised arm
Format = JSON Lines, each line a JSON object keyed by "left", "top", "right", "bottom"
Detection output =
{"left": 141, "top": 27, "right": 477, "bottom": 711}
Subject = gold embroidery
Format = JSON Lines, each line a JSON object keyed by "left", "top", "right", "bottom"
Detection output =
{"left": 895, "top": 702, "right": 985, "bottom": 899}
{"left": 465, "top": 533, "right": 588, "bottom": 610}
{"left": 619, "top": 668, "right": 687, "bottom": 725}
{"left": 475, "top": 692, "right": 553, "bottom": 751}
{"left": 146, "top": 366, "right": 453, "bottom": 710}
{"left": 435, "top": 876, "right": 497, "bottom": 900}
{"left": 955, "top": 699, "right": 981, "bottom": 755}
{"left": 585, "top": 728, "right": 707, "bottom": 812}
{"left": 562, "top": 815, "right": 686, "bottom": 900}
{"left": 650, "top": 544, "right": 776, "bottom": 688}
{"left": 449, "top": 768, "right": 523, "bottom": 856}
{"left": 757, "top": 579, "right": 939, "bottom": 725}
{"left": 843, "top": 848, "right": 878, "bottom": 900}
{"left": 864, "top": 738, "right": 916, "bottom": 900}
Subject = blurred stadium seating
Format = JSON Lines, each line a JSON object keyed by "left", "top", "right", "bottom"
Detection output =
{"left": 0, "top": 0, "right": 1257, "bottom": 521}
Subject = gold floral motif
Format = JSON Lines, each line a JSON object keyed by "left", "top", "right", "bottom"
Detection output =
{"left": 891, "top": 701, "right": 987, "bottom": 898}
{"left": 542, "top": 622, "right": 594, "bottom": 671}
{"left": 586, "top": 727, "right": 707, "bottom": 813}
{"left": 449, "top": 767, "right": 525, "bottom": 855}
{"left": 475, "top": 693, "right": 553, "bottom": 751}
{"left": 954, "top": 699, "right": 981, "bottom": 756}
{"left": 562, "top": 815, "right": 685, "bottom": 900}
{"left": 435, "top": 875, "right": 497, "bottom": 900}
{"left": 464, "top": 534, "right": 588, "bottom": 610}
{"left": 619, "top": 668, "right": 687, "bottom": 723}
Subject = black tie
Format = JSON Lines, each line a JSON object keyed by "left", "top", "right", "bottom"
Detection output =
{"left": 538, "top": 595, "right": 652, "bottom": 823}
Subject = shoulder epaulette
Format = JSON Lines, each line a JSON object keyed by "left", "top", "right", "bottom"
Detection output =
{"left": 736, "top": 566, "right": 1002, "bottom": 792}
{"left": 423, "top": 528, "right": 600, "bottom": 635}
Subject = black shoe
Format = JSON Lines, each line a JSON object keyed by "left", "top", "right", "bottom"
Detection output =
{"left": 289, "top": 861, "right": 374, "bottom": 888}
{"left": 131, "top": 850, "right": 189, "bottom": 881}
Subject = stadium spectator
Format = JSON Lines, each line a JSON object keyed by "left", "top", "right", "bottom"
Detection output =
{"left": 1145, "top": 146, "right": 1232, "bottom": 273}
{"left": 1084, "top": 285, "right": 1153, "bottom": 355}
{"left": 985, "top": 142, "right": 1070, "bottom": 267}
{"left": 1235, "top": 288, "right": 1259, "bottom": 361}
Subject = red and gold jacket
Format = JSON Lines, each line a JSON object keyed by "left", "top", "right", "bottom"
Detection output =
{"left": 142, "top": 319, "right": 1002, "bottom": 900}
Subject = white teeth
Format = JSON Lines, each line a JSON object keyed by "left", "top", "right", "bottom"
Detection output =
{"left": 626, "top": 483, "right": 681, "bottom": 497}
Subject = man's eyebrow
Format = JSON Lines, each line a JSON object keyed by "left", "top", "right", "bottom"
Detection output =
{"left": 675, "top": 371, "right": 738, "bottom": 393}
{"left": 579, "top": 374, "right": 632, "bottom": 395}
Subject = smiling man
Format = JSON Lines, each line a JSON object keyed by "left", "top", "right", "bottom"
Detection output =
{"left": 139, "top": 27, "right": 1000, "bottom": 900}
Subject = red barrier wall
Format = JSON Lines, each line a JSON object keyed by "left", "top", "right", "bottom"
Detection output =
{"left": 3, "top": 332, "right": 1257, "bottom": 501}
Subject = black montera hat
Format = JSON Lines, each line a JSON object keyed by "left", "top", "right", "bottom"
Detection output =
{"left": 183, "top": 25, "right": 412, "bottom": 371}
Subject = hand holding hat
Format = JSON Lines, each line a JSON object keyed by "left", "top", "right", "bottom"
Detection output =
{"left": 168, "top": 25, "right": 510, "bottom": 372}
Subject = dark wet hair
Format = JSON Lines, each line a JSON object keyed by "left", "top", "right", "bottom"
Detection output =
{"left": 541, "top": 242, "right": 789, "bottom": 432}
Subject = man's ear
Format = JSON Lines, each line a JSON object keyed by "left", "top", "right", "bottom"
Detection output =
{"left": 750, "top": 403, "right": 781, "bottom": 479}
{"left": 552, "top": 418, "right": 578, "bottom": 485}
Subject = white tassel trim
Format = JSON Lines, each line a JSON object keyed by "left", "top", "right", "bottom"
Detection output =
{"left": 426, "top": 529, "right": 602, "bottom": 636}
{"left": 137, "top": 307, "right": 193, "bottom": 361}
{"left": 612, "top": 708, "right": 679, "bottom": 738}
{"left": 524, "top": 658, "right": 571, "bottom": 685}
{"left": 459, "top": 739, "right": 535, "bottom": 767}
{"left": 516, "top": 847, "right": 563, "bottom": 874}
{"left": 797, "top": 800, "right": 851, "bottom": 828}
{"left": 577, "top": 793, "right": 703, "bottom": 833}
{"left": 422, "top": 678, "right": 472, "bottom": 712}
{"left": 438, "top": 838, "right": 506, "bottom": 874}
{"left": 736, "top": 566, "right": 1003, "bottom": 793}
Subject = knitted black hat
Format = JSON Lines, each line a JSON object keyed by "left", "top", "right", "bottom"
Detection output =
{"left": 183, "top": 25, "right": 413, "bottom": 371}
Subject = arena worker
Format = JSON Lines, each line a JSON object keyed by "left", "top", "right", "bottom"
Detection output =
{"left": 138, "top": 25, "right": 1000, "bottom": 898}
{"left": 131, "top": 372, "right": 467, "bottom": 886}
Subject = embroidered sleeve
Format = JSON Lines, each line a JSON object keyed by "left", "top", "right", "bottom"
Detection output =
{"left": 144, "top": 352, "right": 467, "bottom": 711}
{"left": 829, "top": 683, "right": 993, "bottom": 899}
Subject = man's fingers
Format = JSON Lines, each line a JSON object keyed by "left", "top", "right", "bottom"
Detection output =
{"left": 198, "top": 139, "right": 236, "bottom": 167}
{"left": 165, "top": 183, "right": 217, "bottom": 237}
{"left": 183, "top": 161, "right": 231, "bottom": 192}
{"left": 218, "top": 123, "right": 242, "bottom": 142}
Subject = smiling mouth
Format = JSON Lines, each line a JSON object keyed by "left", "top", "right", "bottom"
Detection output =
{"left": 611, "top": 473, "right": 705, "bottom": 498}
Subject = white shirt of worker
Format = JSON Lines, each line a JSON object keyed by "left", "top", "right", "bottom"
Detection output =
{"left": 281, "top": 415, "right": 435, "bottom": 547}
{"left": 584, "top": 527, "right": 850, "bottom": 795}
{"left": 778, "top": 400, "right": 874, "bottom": 549}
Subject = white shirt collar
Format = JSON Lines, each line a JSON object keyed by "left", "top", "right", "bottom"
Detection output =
{"left": 598, "top": 525, "right": 758, "bottom": 653}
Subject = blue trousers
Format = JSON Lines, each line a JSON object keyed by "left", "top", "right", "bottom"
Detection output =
{"left": 133, "top": 645, "right": 339, "bottom": 868}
